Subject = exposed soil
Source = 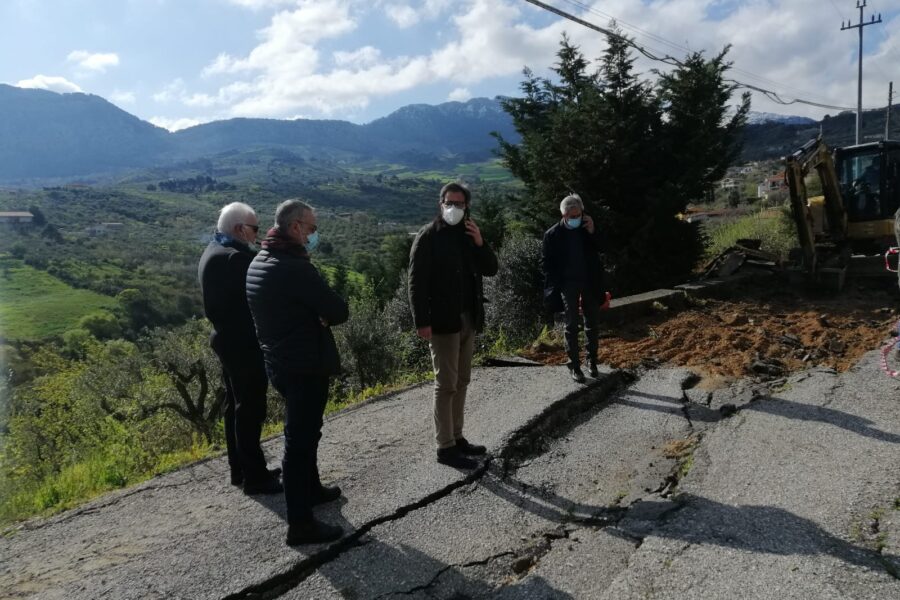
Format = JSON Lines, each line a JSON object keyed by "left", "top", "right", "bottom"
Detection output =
{"left": 523, "top": 281, "right": 900, "bottom": 381}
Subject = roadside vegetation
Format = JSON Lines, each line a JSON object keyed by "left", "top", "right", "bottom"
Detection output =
{"left": 703, "top": 208, "right": 798, "bottom": 261}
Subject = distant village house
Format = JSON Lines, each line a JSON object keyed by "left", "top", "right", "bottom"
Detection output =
{"left": 0, "top": 211, "right": 34, "bottom": 224}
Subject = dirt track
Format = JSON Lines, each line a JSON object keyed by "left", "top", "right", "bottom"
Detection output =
{"left": 524, "top": 280, "right": 900, "bottom": 383}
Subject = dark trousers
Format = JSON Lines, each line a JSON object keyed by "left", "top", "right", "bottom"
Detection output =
{"left": 268, "top": 368, "right": 330, "bottom": 524}
{"left": 561, "top": 281, "right": 600, "bottom": 365}
{"left": 213, "top": 340, "right": 269, "bottom": 485}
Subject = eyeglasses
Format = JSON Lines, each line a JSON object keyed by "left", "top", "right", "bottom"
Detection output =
{"left": 441, "top": 200, "right": 466, "bottom": 208}
{"left": 240, "top": 223, "right": 260, "bottom": 233}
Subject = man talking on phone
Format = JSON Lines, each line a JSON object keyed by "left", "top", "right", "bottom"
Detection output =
{"left": 408, "top": 182, "right": 498, "bottom": 469}
{"left": 542, "top": 193, "right": 609, "bottom": 384}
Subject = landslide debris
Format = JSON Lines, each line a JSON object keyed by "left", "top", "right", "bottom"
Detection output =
{"left": 524, "top": 282, "right": 899, "bottom": 379}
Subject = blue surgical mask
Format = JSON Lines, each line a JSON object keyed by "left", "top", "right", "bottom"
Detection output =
{"left": 565, "top": 217, "right": 582, "bottom": 229}
{"left": 304, "top": 230, "right": 320, "bottom": 252}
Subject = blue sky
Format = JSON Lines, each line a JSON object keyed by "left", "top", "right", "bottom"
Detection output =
{"left": 3, "top": 0, "right": 900, "bottom": 130}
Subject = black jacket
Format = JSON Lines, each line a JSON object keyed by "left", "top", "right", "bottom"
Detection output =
{"left": 246, "top": 247, "right": 349, "bottom": 375}
{"left": 198, "top": 238, "right": 260, "bottom": 356}
{"left": 408, "top": 219, "right": 499, "bottom": 335}
{"left": 542, "top": 222, "right": 606, "bottom": 312}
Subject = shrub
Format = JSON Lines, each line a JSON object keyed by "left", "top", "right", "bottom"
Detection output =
{"left": 483, "top": 234, "right": 544, "bottom": 349}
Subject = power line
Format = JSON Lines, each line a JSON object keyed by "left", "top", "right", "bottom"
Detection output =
{"left": 522, "top": 0, "right": 871, "bottom": 113}
{"left": 558, "top": 0, "right": 859, "bottom": 108}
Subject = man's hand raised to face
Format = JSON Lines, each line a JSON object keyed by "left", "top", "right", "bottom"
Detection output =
{"left": 465, "top": 219, "right": 483, "bottom": 247}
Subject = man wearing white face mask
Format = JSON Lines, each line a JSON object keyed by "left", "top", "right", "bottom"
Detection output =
{"left": 542, "top": 193, "right": 609, "bottom": 384}
{"left": 247, "top": 199, "right": 349, "bottom": 546}
{"left": 408, "top": 182, "right": 499, "bottom": 470}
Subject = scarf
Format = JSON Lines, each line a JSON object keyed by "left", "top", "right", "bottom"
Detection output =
{"left": 261, "top": 227, "right": 308, "bottom": 257}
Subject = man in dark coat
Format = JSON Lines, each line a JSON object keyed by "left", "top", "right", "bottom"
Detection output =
{"left": 542, "top": 193, "right": 609, "bottom": 383}
{"left": 246, "top": 199, "right": 348, "bottom": 546}
{"left": 408, "top": 182, "right": 499, "bottom": 470}
{"left": 198, "top": 202, "right": 281, "bottom": 494}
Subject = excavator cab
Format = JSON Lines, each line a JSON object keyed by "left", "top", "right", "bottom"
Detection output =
{"left": 835, "top": 141, "right": 900, "bottom": 243}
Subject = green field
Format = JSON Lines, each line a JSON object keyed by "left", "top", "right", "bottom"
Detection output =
{"left": 0, "top": 257, "right": 118, "bottom": 340}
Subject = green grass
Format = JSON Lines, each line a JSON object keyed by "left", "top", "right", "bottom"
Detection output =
{"left": 0, "top": 257, "right": 117, "bottom": 340}
{"left": 703, "top": 208, "right": 798, "bottom": 261}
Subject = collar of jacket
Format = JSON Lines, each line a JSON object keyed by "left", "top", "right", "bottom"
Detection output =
{"left": 214, "top": 231, "right": 253, "bottom": 252}
{"left": 261, "top": 227, "right": 308, "bottom": 258}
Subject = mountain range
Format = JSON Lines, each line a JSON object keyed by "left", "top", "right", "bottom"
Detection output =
{"left": 1, "top": 84, "right": 897, "bottom": 183}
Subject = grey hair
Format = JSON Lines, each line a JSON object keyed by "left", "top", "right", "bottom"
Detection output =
{"left": 274, "top": 199, "right": 313, "bottom": 230}
{"left": 559, "top": 193, "right": 584, "bottom": 215}
{"left": 217, "top": 202, "right": 256, "bottom": 234}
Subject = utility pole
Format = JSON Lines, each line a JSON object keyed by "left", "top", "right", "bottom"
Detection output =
{"left": 887, "top": 81, "right": 894, "bottom": 141}
{"left": 841, "top": 0, "right": 882, "bottom": 145}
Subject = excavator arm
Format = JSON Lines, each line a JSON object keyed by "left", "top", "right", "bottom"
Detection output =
{"left": 783, "top": 137, "right": 848, "bottom": 275}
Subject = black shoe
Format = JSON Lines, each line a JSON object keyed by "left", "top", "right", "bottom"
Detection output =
{"left": 312, "top": 484, "right": 342, "bottom": 506}
{"left": 586, "top": 362, "right": 600, "bottom": 378}
{"left": 286, "top": 518, "right": 344, "bottom": 546}
{"left": 436, "top": 446, "right": 478, "bottom": 470}
{"left": 231, "top": 467, "right": 282, "bottom": 487}
{"left": 455, "top": 437, "right": 487, "bottom": 456}
{"left": 243, "top": 476, "right": 284, "bottom": 496}
{"left": 570, "top": 366, "right": 586, "bottom": 383}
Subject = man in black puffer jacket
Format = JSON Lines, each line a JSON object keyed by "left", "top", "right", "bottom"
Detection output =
{"left": 408, "top": 182, "right": 498, "bottom": 470}
{"left": 198, "top": 202, "right": 281, "bottom": 495}
{"left": 542, "top": 193, "right": 609, "bottom": 384}
{"left": 246, "top": 199, "right": 348, "bottom": 546}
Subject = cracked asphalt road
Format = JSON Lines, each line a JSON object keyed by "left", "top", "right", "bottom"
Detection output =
{"left": 1, "top": 353, "right": 898, "bottom": 600}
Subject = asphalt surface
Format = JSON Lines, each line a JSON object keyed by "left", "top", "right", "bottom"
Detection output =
{"left": 2, "top": 353, "right": 898, "bottom": 600}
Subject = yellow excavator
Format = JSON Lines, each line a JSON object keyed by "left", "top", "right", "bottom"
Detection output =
{"left": 783, "top": 136, "right": 900, "bottom": 289}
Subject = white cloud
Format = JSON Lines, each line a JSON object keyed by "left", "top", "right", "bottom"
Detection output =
{"left": 15, "top": 75, "right": 83, "bottom": 93}
{"left": 148, "top": 116, "right": 206, "bottom": 131}
{"left": 333, "top": 46, "right": 381, "bottom": 68}
{"left": 386, "top": 4, "right": 419, "bottom": 28}
{"left": 152, "top": 78, "right": 186, "bottom": 103}
{"left": 225, "top": 0, "right": 297, "bottom": 9}
{"left": 66, "top": 50, "right": 120, "bottom": 73}
{"left": 109, "top": 90, "right": 136, "bottom": 105}
{"left": 384, "top": 0, "right": 453, "bottom": 27}
{"left": 448, "top": 87, "right": 471, "bottom": 102}
{"left": 161, "top": 0, "right": 900, "bottom": 124}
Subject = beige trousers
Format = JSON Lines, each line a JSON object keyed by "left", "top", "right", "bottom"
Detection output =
{"left": 429, "top": 312, "right": 475, "bottom": 449}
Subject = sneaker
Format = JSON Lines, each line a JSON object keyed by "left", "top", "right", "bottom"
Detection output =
{"left": 286, "top": 518, "right": 343, "bottom": 546}
{"left": 243, "top": 476, "right": 283, "bottom": 496}
{"left": 586, "top": 361, "right": 600, "bottom": 378}
{"left": 312, "top": 484, "right": 342, "bottom": 506}
{"left": 570, "top": 365, "right": 586, "bottom": 384}
{"left": 455, "top": 437, "right": 487, "bottom": 456}
{"left": 436, "top": 446, "right": 478, "bottom": 470}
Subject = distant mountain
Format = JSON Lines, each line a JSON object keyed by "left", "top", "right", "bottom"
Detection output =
{"left": 746, "top": 111, "right": 816, "bottom": 126}
{"left": 0, "top": 84, "right": 172, "bottom": 180}
{"left": 2, "top": 83, "right": 894, "bottom": 182}
{"left": 0, "top": 86, "right": 519, "bottom": 182}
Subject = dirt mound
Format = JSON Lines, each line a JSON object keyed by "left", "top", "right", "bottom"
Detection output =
{"left": 523, "top": 283, "right": 899, "bottom": 381}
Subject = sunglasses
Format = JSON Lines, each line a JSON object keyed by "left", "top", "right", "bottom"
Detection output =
{"left": 241, "top": 223, "right": 260, "bottom": 233}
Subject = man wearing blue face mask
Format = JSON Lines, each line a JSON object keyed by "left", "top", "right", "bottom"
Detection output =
{"left": 542, "top": 193, "right": 608, "bottom": 383}
{"left": 247, "top": 199, "right": 349, "bottom": 546}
